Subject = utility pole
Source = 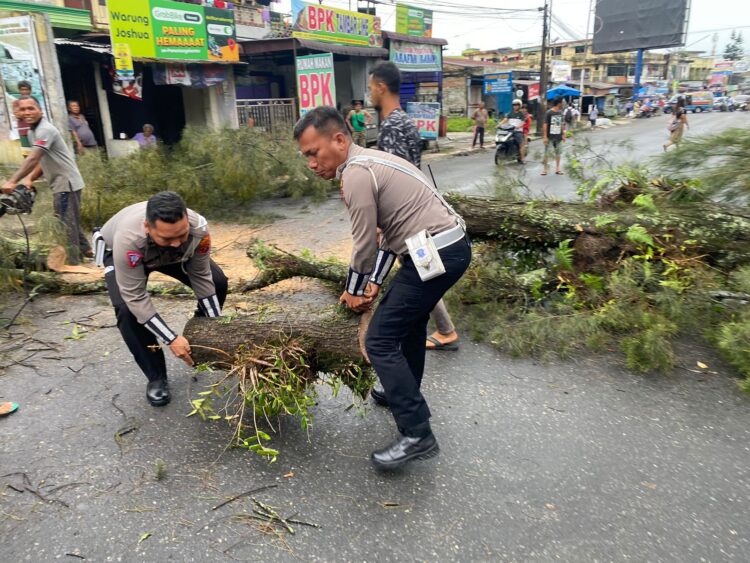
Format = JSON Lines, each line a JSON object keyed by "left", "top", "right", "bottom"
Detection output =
{"left": 536, "top": 0, "right": 550, "bottom": 136}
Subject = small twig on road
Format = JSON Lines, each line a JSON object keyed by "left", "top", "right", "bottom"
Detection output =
{"left": 211, "top": 484, "right": 278, "bottom": 511}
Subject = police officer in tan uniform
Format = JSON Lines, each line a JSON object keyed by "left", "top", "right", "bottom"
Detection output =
{"left": 95, "top": 192, "right": 227, "bottom": 406}
{"left": 294, "top": 107, "right": 471, "bottom": 470}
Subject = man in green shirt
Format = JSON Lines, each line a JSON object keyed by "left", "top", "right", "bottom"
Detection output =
{"left": 346, "top": 100, "right": 372, "bottom": 147}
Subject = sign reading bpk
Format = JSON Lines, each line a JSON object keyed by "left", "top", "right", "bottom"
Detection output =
{"left": 406, "top": 102, "right": 440, "bottom": 140}
{"left": 296, "top": 53, "right": 336, "bottom": 116}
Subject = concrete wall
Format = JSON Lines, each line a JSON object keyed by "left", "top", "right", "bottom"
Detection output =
{"left": 184, "top": 67, "right": 239, "bottom": 130}
{"left": 443, "top": 75, "right": 468, "bottom": 115}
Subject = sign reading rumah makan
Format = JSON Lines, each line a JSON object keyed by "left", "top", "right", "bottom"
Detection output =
{"left": 296, "top": 53, "right": 336, "bottom": 116}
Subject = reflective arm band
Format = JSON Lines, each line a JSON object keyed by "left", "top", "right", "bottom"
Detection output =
{"left": 198, "top": 294, "right": 222, "bottom": 318}
{"left": 92, "top": 230, "right": 106, "bottom": 268}
{"left": 144, "top": 314, "right": 178, "bottom": 344}
{"left": 346, "top": 267, "right": 370, "bottom": 296}
{"left": 369, "top": 249, "right": 396, "bottom": 286}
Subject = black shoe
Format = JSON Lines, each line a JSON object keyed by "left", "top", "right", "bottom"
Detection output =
{"left": 370, "top": 386, "right": 389, "bottom": 407}
{"left": 146, "top": 378, "right": 170, "bottom": 407}
{"left": 371, "top": 430, "right": 439, "bottom": 470}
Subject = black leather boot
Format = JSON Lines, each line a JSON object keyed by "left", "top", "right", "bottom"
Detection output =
{"left": 371, "top": 422, "right": 439, "bottom": 470}
{"left": 146, "top": 378, "right": 170, "bottom": 407}
{"left": 370, "top": 385, "right": 389, "bottom": 407}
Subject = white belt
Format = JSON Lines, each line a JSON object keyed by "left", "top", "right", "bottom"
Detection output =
{"left": 431, "top": 224, "right": 466, "bottom": 250}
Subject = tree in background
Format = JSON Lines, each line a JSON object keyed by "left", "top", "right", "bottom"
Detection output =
{"left": 723, "top": 30, "right": 744, "bottom": 61}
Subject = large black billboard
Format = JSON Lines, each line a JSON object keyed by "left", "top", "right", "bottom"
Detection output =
{"left": 592, "top": 0, "right": 690, "bottom": 54}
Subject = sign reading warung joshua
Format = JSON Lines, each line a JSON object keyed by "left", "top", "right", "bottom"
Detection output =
{"left": 108, "top": 0, "right": 238, "bottom": 63}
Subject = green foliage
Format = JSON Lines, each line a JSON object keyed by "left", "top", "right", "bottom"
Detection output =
{"left": 553, "top": 239, "right": 574, "bottom": 271}
{"left": 659, "top": 128, "right": 750, "bottom": 204}
{"left": 446, "top": 116, "right": 497, "bottom": 133}
{"left": 77, "top": 126, "right": 329, "bottom": 228}
{"left": 187, "top": 337, "right": 373, "bottom": 462}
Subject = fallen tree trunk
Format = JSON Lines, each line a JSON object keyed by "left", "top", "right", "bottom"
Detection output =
{"left": 184, "top": 278, "right": 370, "bottom": 370}
{"left": 240, "top": 240, "right": 348, "bottom": 292}
{"left": 445, "top": 194, "right": 750, "bottom": 268}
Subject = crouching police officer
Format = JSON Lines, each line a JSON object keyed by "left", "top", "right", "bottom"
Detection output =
{"left": 95, "top": 192, "right": 227, "bottom": 406}
{"left": 294, "top": 107, "right": 471, "bottom": 470}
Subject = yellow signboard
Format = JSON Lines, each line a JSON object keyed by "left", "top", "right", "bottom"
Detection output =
{"left": 108, "top": 0, "right": 155, "bottom": 58}
{"left": 113, "top": 43, "right": 134, "bottom": 80}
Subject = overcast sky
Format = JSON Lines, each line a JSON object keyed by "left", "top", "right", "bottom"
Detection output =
{"left": 277, "top": 0, "right": 750, "bottom": 57}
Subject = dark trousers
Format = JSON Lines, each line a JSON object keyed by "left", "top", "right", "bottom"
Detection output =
{"left": 104, "top": 255, "right": 228, "bottom": 382}
{"left": 53, "top": 189, "right": 90, "bottom": 265}
{"left": 365, "top": 238, "right": 471, "bottom": 430}
{"left": 472, "top": 126, "right": 485, "bottom": 147}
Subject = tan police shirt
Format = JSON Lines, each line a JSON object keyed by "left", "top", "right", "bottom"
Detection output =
{"left": 336, "top": 144, "right": 459, "bottom": 295}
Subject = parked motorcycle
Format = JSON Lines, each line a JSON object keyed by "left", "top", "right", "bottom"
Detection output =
{"left": 494, "top": 123, "right": 522, "bottom": 165}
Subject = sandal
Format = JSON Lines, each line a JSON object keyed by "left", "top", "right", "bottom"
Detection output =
{"left": 0, "top": 402, "right": 19, "bottom": 417}
{"left": 556, "top": 171, "right": 564, "bottom": 175}
{"left": 426, "top": 335, "right": 459, "bottom": 351}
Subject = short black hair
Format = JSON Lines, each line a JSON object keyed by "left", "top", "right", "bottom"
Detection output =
{"left": 552, "top": 96, "right": 563, "bottom": 107}
{"left": 369, "top": 61, "right": 401, "bottom": 95}
{"left": 17, "top": 95, "right": 40, "bottom": 108}
{"left": 17, "top": 80, "right": 31, "bottom": 90}
{"left": 293, "top": 106, "right": 351, "bottom": 141}
{"left": 146, "top": 191, "right": 187, "bottom": 224}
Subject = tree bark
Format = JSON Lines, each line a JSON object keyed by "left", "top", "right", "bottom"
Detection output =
{"left": 445, "top": 194, "right": 750, "bottom": 268}
{"left": 240, "top": 240, "right": 348, "bottom": 292}
{"left": 183, "top": 278, "right": 370, "bottom": 370}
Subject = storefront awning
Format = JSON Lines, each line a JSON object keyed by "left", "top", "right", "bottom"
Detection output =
{"left": 240, "top": 37, "right": 387, "bottom": 58}
{"left": 382, "top": 31, "right": 448, "bottom": 47}
{"left": 0, "top": 1, "right": 92, "bottom": 31}
{"left": 55, "top": 38, "right": 245, "bottom": 65}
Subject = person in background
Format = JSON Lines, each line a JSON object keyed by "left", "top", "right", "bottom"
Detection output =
{"left": 471, "top": 101, "right": 489, "bottom": 149}
{"left": 346, "top": 100, "right": 372, "bottom": 147}
{"left": 133, "top": 124, "right": 157, "bottom": 149}
{"left": 542, "top": 96, "right": 565, "bottom": 176}
{"left": 589, "top": 105, "right": 598, "bottom": 128}
{"left": 664, "top": 97, "right": 689, "bottom": 152}
{"left": 368, "top": 61, "right": 422, "bottom": 168}
{"left": 2, "top": 97, "right": 92, "bottom": 264}
{"left": 67, "top": 100, "right": 98, "bottom": 154}
{"left": 499, "top": 99, "right": 527, "bottom": 164}
{"left": 13, "top": 81, "right": 33, "bottom": 149}
{"left": 368, "top": 61, "right": 460, "bottom": 351}
{"left": 522, "top": 103, "right": 532, "bottom": 149}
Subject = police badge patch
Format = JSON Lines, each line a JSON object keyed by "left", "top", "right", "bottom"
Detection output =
{"left": 197, "top": 234, "right": 211, "bottom": 254}
{"left": 126, "top": 250, "right": 143, "bottom": 268}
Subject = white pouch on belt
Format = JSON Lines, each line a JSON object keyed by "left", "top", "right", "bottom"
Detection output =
{"left": 405, "top": 230, "right": 446, "bottom": 281}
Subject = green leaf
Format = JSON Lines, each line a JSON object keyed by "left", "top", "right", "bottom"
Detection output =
{"left": 625, "top": 224, "right": 655, "bottom": 248}
{"left": 137, "top": 532, "right": 152, "bottom": 545}
{"left": 632, "top": 194, "right": 658, "bottom": 213}
{"left": 594, "top": 214, "right": 617, "bottom": 228}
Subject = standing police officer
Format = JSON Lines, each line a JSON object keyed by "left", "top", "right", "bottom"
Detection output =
{"left": 96, "top": 192, "right": 228, "bottom": 406}
{"left": 294, "top": 107, "right": 471, "bottom": 470}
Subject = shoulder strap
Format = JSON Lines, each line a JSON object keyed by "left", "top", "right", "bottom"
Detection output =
{"left": 344, "top": 155, "right": 466, "bottom": 231}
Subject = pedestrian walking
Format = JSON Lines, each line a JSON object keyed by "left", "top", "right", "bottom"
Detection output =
{"left": 664, "top": 98, "right": 689, "bottom": 152}
{"left": 542, "top": 96, "right": 565, "bottom": 176}
{"left": 67, "top": 100, "right": 98, "bottom": 154}
{"left": 1, "top": 96, "right": 92, "bottom": 264}
{"left": 522, "top": 103, "right": 532, "bottom": 148}
{"left": 471, "top": 102, "right": 489, "bottom": 149}
{"left": 95, "top": 192, "right": 228, "bottom": 407}
{"left": 294, "top": 107, "right": 471, "bottom": 469}
{"left": 589, "top": 105, "right": 598, "bottom": 128}
{"left": 346, "top": 100, "right": 372, "bottom": 147}
{"left": 367, "top": 61, "right": 460, "bottom": 351}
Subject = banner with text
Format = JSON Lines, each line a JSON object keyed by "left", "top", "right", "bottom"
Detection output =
{"left": 396, "top": 4, "right": 433, "bottom": 38}
{"left": 389, "top": 40, "right": 441, "bottom": 72}
{"left": 406, "top": 101, "right": 440, "bottom": 140}
{"left": 483, "top": 72, "right": 512, "bottom": 94}
{"left": 291, "top": 0, "right": 382, "bottom": 47}
{"left": 296, "top": 53, "right": 336, "bottom": 116}
{"left": 0, "top": 16, "right": 48, "bottom": 141}
{"left": 108, "top": 0, "right": 238, "bottom": 63}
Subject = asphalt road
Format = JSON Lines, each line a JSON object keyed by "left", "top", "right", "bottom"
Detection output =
{"left": 3, "top": 113, "right": 750, "bottom": 561}
{"left": 430, "top": 110, "right": 750, "bottom": 200}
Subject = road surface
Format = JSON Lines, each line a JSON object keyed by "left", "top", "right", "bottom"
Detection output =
{"left": 430, "top": 110, "right": 750, "bottom": 200}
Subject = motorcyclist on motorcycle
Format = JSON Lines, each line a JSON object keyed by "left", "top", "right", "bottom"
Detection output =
{"left": 499, "top": 99, "right": 526, "bottom": 164}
